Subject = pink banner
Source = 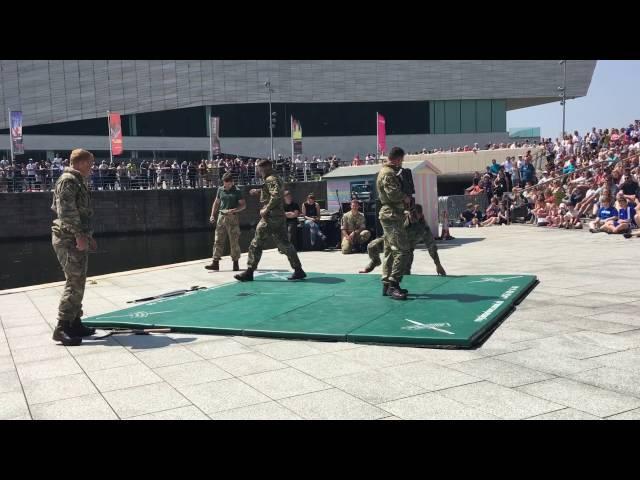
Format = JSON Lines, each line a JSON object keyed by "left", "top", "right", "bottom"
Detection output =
{"left": 377, "top": 113, "right": 386, "bottom": 155}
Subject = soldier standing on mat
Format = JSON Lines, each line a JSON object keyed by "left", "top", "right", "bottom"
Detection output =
{"left": 340, "top": 199, "right": 371, "bottom": 254}
{"left": 205, "top": 172, "right": 246, "bottom": 272}
{"left": 359, "top": 204, "right": 446, "bottom": 276}
{"left": 376, "top": 146, "right": 412, "bottom": 300}
{"left": 51, "top": 149, "right": 97, "bottom": 346}
{"left": 234, "top": 158, "right": 306, "bottom": 282}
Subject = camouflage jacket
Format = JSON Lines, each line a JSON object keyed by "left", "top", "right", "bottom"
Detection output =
{"left": 405, "top": 216, "right": 440, "bottom": 264}
{"left": 260, "top": 174, "right": 285, "bottom": 218}
{"left": 341, "top": 210, "right": 366, "bottom": 233}
{"left": 51, "top": 168, "right": 93, "bottom": 238}
{"left": 376, "top": 163, "right": 405, "bottom": 220}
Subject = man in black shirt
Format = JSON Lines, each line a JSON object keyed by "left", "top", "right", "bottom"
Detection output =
{"left": 460, "top": 203, "right": 477, "bottom": 227}
{"left": 283, "top": 190, "right": 300, "bottom": 248}
{"left": 620, "top": 168, "right": 639, "bottom": 203}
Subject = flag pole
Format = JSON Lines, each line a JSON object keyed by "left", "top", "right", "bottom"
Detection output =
{"left": 290, "top": 115, "right": 294, "bottom": 165}
{"left": 107, "top": 111, "right": 113, "bottom": 165}
{"left": 8, "top": 109, "right": 14, "bottom": 166}
{"left": 208, "top": 117, "right": 213, "bottom": 163}
{"left": 376, "top": 112, "right": 379, "bottom": 163}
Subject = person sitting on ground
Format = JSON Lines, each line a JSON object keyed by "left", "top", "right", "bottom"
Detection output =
{"left": 589, "top": 195, "right": 618, "bottom": 233}
{"left": 602, "top": 196, "right": 636, "bottom": 234}
{"left": 497, "top": 201, "right": 509, "bottom": 225}
{"left": 533, "top": 195, "right": 549, "bottom": 226}
{"left": 481, "top": 197, "right": 501, "bottom": 226}
{"left": 460, "top": 203, "right": 478, "bottom": 227}
{"left": 340, "top": 199, "right": 371, "bottom": 254}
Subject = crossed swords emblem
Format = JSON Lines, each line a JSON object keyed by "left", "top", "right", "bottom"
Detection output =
{"left": 95, "top": 311, "right": 173, "bottom": 321}
{"left": 469, "top": 276, "right": 524, "bottom": 284}
{"left": 402, "top": 319, "right": 455, "bottom": 335}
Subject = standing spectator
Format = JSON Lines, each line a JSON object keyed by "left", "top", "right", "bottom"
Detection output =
{"left": 26, "top": 159, "right": 36, "bottom": 191}
{"left": 284, "top": 190, "right": 300, "bottom": 248}
{"left": 520, "top": 156, "right": 536, "bottom": 186}
{"left": 502, "top": 156, "right": 514, "bottom": 190}
{"left": 149, "top": 160, "right": 158, "bottom": 189}
{"left": 198, "top": 159, "right": 207, "bottom": 188}
{"left": 493, "top": 169, "right": 508, "bottom": 198}
{"left": 139, "top": 159, "right": 149, "bottom": 190}
{"left": 188, "top": 160, "right": 197, "bottom": 188}
{"left": 489, "top": 159, "right": 500, "bottom": 176}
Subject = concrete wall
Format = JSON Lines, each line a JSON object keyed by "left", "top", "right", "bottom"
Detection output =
{"left": 0, "top": 132, "right": 513, "bottom": 163}
{"left": 0, "top": 181, "right": 325, "bottom": 240}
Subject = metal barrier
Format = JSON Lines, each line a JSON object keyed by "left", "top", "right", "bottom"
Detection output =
{"left": 438, "top": 194, "right": 489, "bottom": 226}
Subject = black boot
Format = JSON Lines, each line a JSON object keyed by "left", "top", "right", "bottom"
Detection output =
{"left": 69, "top": 316, "right": 96, "bottom": 337}
{"left": 233, "top": 260, "right": 240, "bottom": 271}
{"left": 387, "top": 282, "right": 408, "bottom": 300}
{"left": 52, "top": 322, "right": 82, "bottom": 346}
{"left": 234, "top": 268, "right": 254, "bottom": 282}
{"left": 288, "top": 268, "right": 307, "bottom": 280}
{"left": 205, "top": 259, "right": 220, "bottom": 271}
{"left": 383, "top": 282, "right": 408, "bottom": 296}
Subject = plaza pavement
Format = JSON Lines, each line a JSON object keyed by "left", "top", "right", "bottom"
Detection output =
{"left": 2, "top": 225, "right": 640, "bottom": 420}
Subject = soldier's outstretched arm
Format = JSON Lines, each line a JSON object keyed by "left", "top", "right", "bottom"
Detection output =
{"left": 264, "top": 177, "right": 281, "bottom": 212}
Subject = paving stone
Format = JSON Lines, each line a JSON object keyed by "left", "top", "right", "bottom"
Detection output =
{"left": 240, "top": 367, "right": 331, "bottom": 400}
{"left": 563, "top": 331, "right": 639, "bottom": 351}
{"left": 17, "top": 356, "right": 82, "bottom": 383}
{"left": 185, "top": 338, "right": 252, "bottom": 360}
{"left": 591, "top": 348, "right": 640, "bottom": 373}
{"left": 134, "top": 345, "right": 203, "bottom": 369}
{"left": 439, "top": 381, "right": 565, "bottom": 420}
{"left": 326, "top": 370, "right": 427, "bottom": 405}
{"left": 210, "top": 352, "right": 288, "bottom": 377}
{"left": 496, "top": 348, "right": 601, "bottom": 376}
{"left": 527, "top": 408, "right": 600, "bottom": 420}
{"left": 253, "top": 340, "right": 323, "bottom": 360}
{"left": 286, "top": 353, "right": 370, "bottom": 380}
{"left": 518, "top": 378, "right": 640, "bottom": 418}
{"left": 383, "top": 361, "right": 481, "bottom": 391}
{"left": 11, "top": 343, "right": 70, "bottom": 364}
{"left": 279, "top": 388, "right": 387, "bottom": 420}
{"left": 0, "top": 370, "right": 21, "bottom": 394}
{"left": 379, "top": 392, "right": 500, "bottom": 420}
{"left": 4, "top": 324, "right": 52, "bottom": 339}
{"left": 210, "top": 401, "right": 302, "bottom": 420}
{"left": 74, "top": 349, "right": 141, "bottom": 372}
{"left": 518, "top": 335, "right": 618, "bottom": 360}
{"left": 333, "top": 346, "right": 419, "bottom": 369}
{"left": 179, "top": 378, "right": 270, "bottom": 415}
{"left": 448, "top": 357, "right": 554, "bottom": 388}
{"left": 0, "top": 391, "right": 29, "bottom": 419}
{"left": 607, "top": 408, "right": 640, "bottom": 420}
{"left": 555, "top": 316, "right": 639, "bottom": 334}
{"left": 154, "top": 361, "right": 232, "bottom": 388}
{"left": 571, "top": 367, "right": 640, "bottom": 398}
{"left": 23, "top": 373, "right": 97, "bottom": 405}
{"left": 87, "top": 363, "right": 163, "bottom": 392}
{"left": 103, "top": 382, "right": 191, "bottom": 419}
{"left": 130, "top": 405, "right": 210, "bottom": 420}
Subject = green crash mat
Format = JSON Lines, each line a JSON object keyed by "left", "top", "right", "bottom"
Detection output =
{"left": 83, "top": 271, "right": 538, "bottom": 348}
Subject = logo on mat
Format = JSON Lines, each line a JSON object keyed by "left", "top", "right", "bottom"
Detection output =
{"left": 469, "top": 276, "right": 524, "bottom": 284}
{"left": 95, "top": 310, "right": 173, "bottom": 320}
{"left": 402, "top": 319, "right": 455, "bottom": 335}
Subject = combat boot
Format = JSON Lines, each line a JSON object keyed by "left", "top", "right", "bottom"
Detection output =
{"left": 69, "top": 316, "right": 96, "bottom": 337}
{"left": 205, "top": 260, "right": 220, "bottom": 271}
{"left": 52, "top": 321, "right": 82, "bottom": 346}
{"left": 288, "top": 268, "right": 307, "bottom": 280}
{"left": 382, "top": 282, "right": 407, "bottom": 296}
{"left": 387, "top": 282, "right": 408, "bottom": 300}
{"left": 234, "top": 268, "right": 254, "bottom": 282}
{"left": 233, "top": 261, "right": 240, "bottom": 271}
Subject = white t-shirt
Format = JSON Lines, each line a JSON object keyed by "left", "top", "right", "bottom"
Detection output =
{"left": 26, "top": 163, "right": 35, "bottom": 176}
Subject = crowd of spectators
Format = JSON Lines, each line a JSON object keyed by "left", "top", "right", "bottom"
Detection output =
{"left": 459, "top": 121, "right": 640, "bottom": 237}
{"left": 0, "top": 154, "right": 348, "bottom": 192}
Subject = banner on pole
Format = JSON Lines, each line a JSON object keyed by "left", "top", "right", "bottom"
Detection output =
{"left": 10, "top": 111, "right": 24, "bottom": 155}
{"left": 210, "top": 117, "right": 221, "bottom": 155}
{"left": 376, "top": 113, "right": 386, "bottom": 155}
{"left": 291, "top": 116, "right": 302, "bottom": 155}
{"left": 108, "top": 112, "right": 123, "bottom": 156}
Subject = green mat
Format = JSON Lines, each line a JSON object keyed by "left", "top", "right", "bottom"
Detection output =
{"left": 83, "top": 272, "right": 538, "bottom": 348}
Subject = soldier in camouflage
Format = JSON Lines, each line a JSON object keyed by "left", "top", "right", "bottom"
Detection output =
{"left": 340, "top": 199, "right": 371, "bottom": 254}
{"left": 359, "top": 204, "right": 446, "bottom": 276}
{"left": 51, "top": 149, "right": 97, "bottom": 346}
{"left": 376, "top": 146, "right": 411, "bottom": 300}
{"left": 234, "top": 158, "right": 306, "bottom": 282}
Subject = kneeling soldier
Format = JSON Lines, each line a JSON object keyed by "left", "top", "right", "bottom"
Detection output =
{"left": 341, "top": 199, "right": 371, "bottom": 254}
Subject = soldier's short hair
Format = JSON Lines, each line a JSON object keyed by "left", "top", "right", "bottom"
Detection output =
{"left": 222, "top": 173, "right": 234, "bottom": 182}
{"left": 256, "top": 158, "right": 272, "bottom": 167}
{"left": 388, "top": 147, "right": 405, "bottom": 161}
{"left": 284, "top": 190, "right": 292, "bottom": 196}
{"left": 413, "top": 204, "right": 423, "bottom": 215}
{"left": 69, "top": 149, "right": 94, "bottom": 166}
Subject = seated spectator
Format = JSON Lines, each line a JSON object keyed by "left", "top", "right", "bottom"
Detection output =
{"left": 340, "top": 200, "right": 371, "bottom": 254}
{"left": 460, "top": 203, "right": 478, "bottom": 227}
{"left": 481, "top": 197, "right": 501, "bottom": 226}
{"left": 589, "top": 195, "right": 618, "bottom": 233}
{"left": 302, "top": 193, "right": 326, "bottom": 247}
{"left": 466, "top": 178, "right": 484, "bottom": 196}
{"left": 619, "top": 168, "right": 639, "bottom": 203}
{"left": 602, "top": 196, "right": 636, "bottom": 234}
{"left": 497, "top": 201, "right": 509, "bottom": 225}
{"left": 533, "top": 195, "right": 549, "bottom": 226}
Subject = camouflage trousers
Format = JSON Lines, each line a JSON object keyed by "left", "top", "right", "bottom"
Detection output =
{"left": 341, "top": 230, "right": 371, "bottom": 254}
{"left": 247, "top": 216, "right": 302, "bottom": 270}
{"left": 52, "top": 234, "right": 88, "bottom": 324}
{"left": 213, "top": 213, "right": 241, "bottom": 261}
{"left": 379, "top": 217, "right": 411, "bottom": 284}
{"left": 366, "top": 236, "right": 414, "bottom": 275}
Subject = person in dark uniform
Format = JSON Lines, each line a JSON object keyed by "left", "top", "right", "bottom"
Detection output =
{"left": 283, "top": 190, "right": 301, "bottom": 248}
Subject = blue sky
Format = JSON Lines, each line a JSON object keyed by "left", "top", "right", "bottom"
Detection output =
{"left": 507, "top": 61, "right": 640, "bottom": 139}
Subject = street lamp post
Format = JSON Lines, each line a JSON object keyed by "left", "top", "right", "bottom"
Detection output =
{"left": 558, "top": 60, "right": 567, "bottom": 138}
{"left": 265, "top": 80, "right": 275, "bottom": 160}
